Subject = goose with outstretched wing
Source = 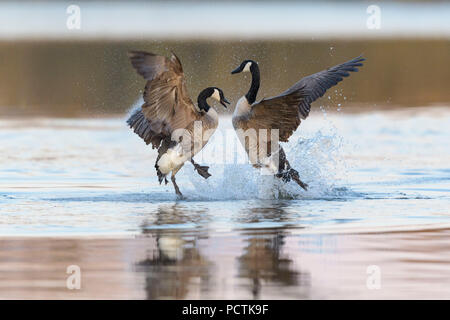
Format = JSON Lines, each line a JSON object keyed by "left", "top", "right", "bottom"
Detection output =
{"left": 127, "top": 50, "right": 229, "bottom": 198}
{"left": 231, "top": 56, "right": 365, "bottom": 190}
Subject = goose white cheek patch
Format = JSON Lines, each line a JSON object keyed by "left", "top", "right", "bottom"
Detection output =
{"left": 211, "top": 89, "right": 221, "bottom": 101}
{"left": 243, "top": 62, "right": 252, "bottom": 72}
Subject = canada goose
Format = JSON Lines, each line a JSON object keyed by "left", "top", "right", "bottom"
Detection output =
{"left": 231, "top": 56, "right": 365, "bottom": 190}
{"left": 127, "top": 50, "right": 229, "bottom": 198}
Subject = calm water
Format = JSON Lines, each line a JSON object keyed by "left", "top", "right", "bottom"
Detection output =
{"left": 0, "top": 106, "right": 449, "bottom": 298}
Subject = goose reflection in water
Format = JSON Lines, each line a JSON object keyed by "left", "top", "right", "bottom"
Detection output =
{"left": 135, "top": 202, "right": 310, "bottom": 299}
{"left": 236, "top": 202, "right": 310, "bottom": 299}
{"left": 136, "top": 204, "right": 212, "bottom": 300}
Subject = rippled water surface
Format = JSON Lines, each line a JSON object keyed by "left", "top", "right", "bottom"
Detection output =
{"left": 1, "top": 107, "right": 449, "bottom": 299}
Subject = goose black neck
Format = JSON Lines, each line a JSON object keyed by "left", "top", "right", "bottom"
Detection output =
{"left": 245, "top": 64, "right": 260, "bottom": 104}
{"left": 197, "top": 89, "right": 211, "bottom": 113}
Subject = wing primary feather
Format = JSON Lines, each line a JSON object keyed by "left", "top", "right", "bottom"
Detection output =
{"left": 128, "top": 50, "right": 170, "bottom": 81}
{"left": 285, "top": 55, "right": 365, "bottom": 119}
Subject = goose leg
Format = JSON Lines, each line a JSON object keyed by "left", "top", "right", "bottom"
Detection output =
{"left": 171, "top": 167, "right": 184, "bottom": 199}
{"left": 286, "top": 167, "right": 308, "bottom": 191}
{"left": 171, "top": 174, "right": 183, "bottom": 198}
{"left": 275, "top": 147, "right": 308, "bottom": 191}
{"left": 190, "top": 159, "right": 211, "bottom": 179}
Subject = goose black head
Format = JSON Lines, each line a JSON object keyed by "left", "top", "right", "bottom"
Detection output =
{"left": 198, "top": 87, "right": 230, "bottom": 112}
{"left": 231, "top": 60, "right": 257, "bottom": 74}
{"left": 231, "top": 60, "right": 260, "bottom": 104}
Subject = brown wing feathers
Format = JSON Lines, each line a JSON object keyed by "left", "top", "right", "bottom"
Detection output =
{"left": 128, "top": 51, "right": 170, "bottom": 81}
{"left": 248, "top": 88, "right": 306, "bottom": 142}
{"left": 246, "top": 56, "right": 364, "bottom": 143}
{"left": 284, "top": 55, "right": 365, "bottom": 119}
{"left": 127, "top": 51, "right": 197, "bottom": 149}
{"left": 126, "top": 107, "right": 168, "bottom": 148}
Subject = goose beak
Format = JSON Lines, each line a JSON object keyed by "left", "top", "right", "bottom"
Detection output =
{"left": 231, "top": 66, "right": 241, "bottom": 74}
{"left": 220, "top": 97, "right": 230, "bottom": 108}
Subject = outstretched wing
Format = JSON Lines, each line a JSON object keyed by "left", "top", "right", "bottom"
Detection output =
{"left": 127, "top": 50, "right": 199, "bottom": 148}
{"left": 237, "top": 88, "right": 307, "bottom": 143}
{"left": 240, "top": 55, "right": 365, "bottom": 143}
{"left": 282, "top": 55, "right": 365, "bottom": 119}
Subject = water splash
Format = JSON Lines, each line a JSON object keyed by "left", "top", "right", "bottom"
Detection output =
{"left": 180, "top": 127, "right": 351, "bottom": 201}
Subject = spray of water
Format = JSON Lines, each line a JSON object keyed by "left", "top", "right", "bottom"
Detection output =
{"left": 178, "top": 124, "right": 349, "bottom": 201}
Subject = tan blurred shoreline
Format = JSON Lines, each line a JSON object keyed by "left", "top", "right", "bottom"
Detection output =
{"left": 1, "top": 38, "right": 449, "bottom": 117}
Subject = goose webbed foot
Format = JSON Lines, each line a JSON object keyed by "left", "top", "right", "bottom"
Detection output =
{"left": 275, "top": 171, "right": 291, "bottom": 183}
{"left": 191, "top": 159, "right": 211, "bottom": 179}
{"left": 176, "top": 192, "right": 185, "bottom": 200}
{"left": 276, "top": 168, "right": 308, "bottom": 191}
{"left": 195, "top": 165, "right": 211, "bottom": 179}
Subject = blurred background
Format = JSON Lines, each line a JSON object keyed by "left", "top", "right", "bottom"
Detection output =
{"left": 0, "top": 0, "right": 449, "bottom": 117}
{"left": 1, "top": 1, "right": 450, "bottom": 300}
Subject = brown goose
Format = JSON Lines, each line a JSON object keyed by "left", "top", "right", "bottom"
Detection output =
{"left": 231, "top": 56, "right": 365, "bottom": 190}
{"left": 127, "top": 50, "right": 229, "bottom": 198}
